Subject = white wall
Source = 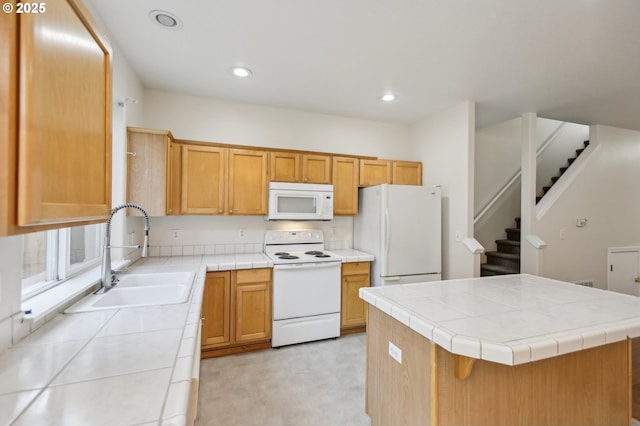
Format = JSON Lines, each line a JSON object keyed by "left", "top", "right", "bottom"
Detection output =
{"left": 143, "top": 89, "right": 410, "bottom": 159}
{"left": 537, "top": 125, "right": 640, "bottom": 288}
{"left": 409, "top": 101, "right": 476, "bottom": 279}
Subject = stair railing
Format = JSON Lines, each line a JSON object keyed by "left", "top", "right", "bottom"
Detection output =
{"left": 473, "top": 122, "right": 566, "bottom": 225}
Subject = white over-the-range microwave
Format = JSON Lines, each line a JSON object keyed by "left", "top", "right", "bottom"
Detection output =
{"left": 267, "top": 182, "right": 334, "bottom": 221}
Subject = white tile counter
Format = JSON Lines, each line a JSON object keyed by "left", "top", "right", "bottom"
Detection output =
{"left": 331, "top": 249, "right": 374, "bottom": 263}
{"left": 360, "top": 273, "right": 640, "bottom": 365}
{"left": 0, "top": 253, "right": 272, "bottom": 426}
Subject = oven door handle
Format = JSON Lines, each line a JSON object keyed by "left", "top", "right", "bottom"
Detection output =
{"left": 274, "top": 262, "right": 341, "bottom": 271}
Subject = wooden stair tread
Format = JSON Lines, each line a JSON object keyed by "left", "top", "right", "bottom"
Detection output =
{"left": 495, "top": 239, "right": 520, "bottom": 246}
{"left": 485, "top": 251, "right": 520, "bottom": 260}
{"left": 480, "top": 264, "right": 519, "bottom": 274}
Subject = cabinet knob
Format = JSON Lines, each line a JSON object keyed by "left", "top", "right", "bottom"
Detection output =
{"left": 229, "top": 209, "right": 233, "bottom": 213}
{"left": 218, "top": 209, "right": 222, "bottom": 213}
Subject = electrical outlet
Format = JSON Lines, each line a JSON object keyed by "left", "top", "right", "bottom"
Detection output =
{"left": 172, "top": 229, "right": 180, "bottom": 240}
{"left": 128, "top": 232, "right": 135, "bottom": 245}
{"left": 388, "top": 341, "right": 402, "bottom": 364}
{"left": 239, "top": 228, "right": 245, "bottom": 238}
{"left": 559, "top": 229, "right": 565, "bottom": 240}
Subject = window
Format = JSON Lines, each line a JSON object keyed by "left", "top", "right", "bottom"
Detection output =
{"left": 22, "top": 224, "right": 104, "bottom": 300}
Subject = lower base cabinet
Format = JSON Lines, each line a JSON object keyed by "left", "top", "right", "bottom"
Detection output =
{"left": 201, "top": 268, "right": 272, "bottom": 357}
{"left": 341, "top": 262, "right": 371, "bottom": 333}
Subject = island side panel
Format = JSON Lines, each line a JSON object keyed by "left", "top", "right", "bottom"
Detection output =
{"left": 437, "top": 340, "right": 630, "bottom": 426}
{"left": 366, "top": 306, "right": 433, "bottom": 426}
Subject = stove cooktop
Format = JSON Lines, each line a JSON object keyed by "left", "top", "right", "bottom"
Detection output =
{"left": 266, "top": 249, "right": 342, "bottom": 264}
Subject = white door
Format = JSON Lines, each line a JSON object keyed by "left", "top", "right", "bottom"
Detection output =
{"left": 608, "top": 249, "right": 640, "bottom": 296}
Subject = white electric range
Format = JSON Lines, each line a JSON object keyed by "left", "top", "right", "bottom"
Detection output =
{"left": 264, "top": 230, "right": 342, "bottom": 347}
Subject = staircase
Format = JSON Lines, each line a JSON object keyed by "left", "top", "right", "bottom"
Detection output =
{"left": 480, "top": 217, "right": 520, "bottom": 276}
{"left": 479, "top": 140, "right": 590, "bottom": 277}
{"left": 536, "top": 140, "right": 589, "bottom": 203}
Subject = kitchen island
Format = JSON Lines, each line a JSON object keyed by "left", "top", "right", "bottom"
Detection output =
{"left": 360, "top": 274, "right": 640, "bottom": 426}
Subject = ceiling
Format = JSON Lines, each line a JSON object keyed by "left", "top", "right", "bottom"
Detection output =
{"left": 86, "top": 0, "right": 640, "bottom": 130}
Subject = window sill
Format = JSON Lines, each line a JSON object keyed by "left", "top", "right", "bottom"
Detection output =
{"left": 21, "top": 260, "right": 129, "bottom": 323}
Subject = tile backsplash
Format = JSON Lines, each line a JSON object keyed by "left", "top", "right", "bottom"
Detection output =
{"left": 147, "top": 240, "right": 352, "bottom": 257}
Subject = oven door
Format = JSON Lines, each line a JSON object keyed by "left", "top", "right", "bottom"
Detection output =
{"left": 272, "top": 262, "right": 341, "bottom": 320}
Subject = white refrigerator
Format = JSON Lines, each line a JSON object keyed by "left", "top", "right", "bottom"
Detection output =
{"left": 354, "top": 184, "right": 441, "bottom": 286}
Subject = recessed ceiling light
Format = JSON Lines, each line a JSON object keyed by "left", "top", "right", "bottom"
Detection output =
{"left": 149, "top": 10, "right": 183, "bottom": 30}
{"left": 231, "top": 66, "right": 252, "bottom": 78}
{"left": 380, "top": 93, "right": 397, "bottom": 102}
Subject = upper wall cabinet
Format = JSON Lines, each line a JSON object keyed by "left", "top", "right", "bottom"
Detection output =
{"left": 270, "top": 152, "right": 332, "bottom": 184}
{"left": 181, "top": 144, "right": 226, "bottom": 215}
{"left": 270, "top": 151, "right": 301, "bottom": 183}
{"left": 127, "top": 128, "right": 176, "bottom": 216}
{"left": 227, "top": 149, "right": 268, "bottom": 215}
{"left": 359, "top": 159, "right": 391, "bottom": 187}
{"left": 332, "top": 157, "right": 359, "bottom": 215}
{"left": 392, "top": 161, "right": 423, "bottom": 185}
{"left": 180, "top": 144, "right": 268, "bottom": 216}
{"left": 0, "top": 0, "right": 113, "bottom": 234}
{"left": 302, "top": 154, "right": 332, "bottom": 184}
{"left": 360, "top": 159, "right": 423, "bottom": 186}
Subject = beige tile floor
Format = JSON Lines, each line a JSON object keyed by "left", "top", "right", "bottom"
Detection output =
{"left": 196, "top": 333, "right": 371, "bottom": 426}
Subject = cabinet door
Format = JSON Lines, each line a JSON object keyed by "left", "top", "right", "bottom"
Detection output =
{"left": 126, "top": 129, "right": 170, "bottom": 216}
{"left": 341, "top": 262, "right": 370, "bottom": 329}
{"left": 302, "top": 154, "right": 332, "bottom": 184}
{"left": 228, "top": 149, "right": 268, "bottom": 215}
{"left": 270, "top": 151, "right": 301, "bottom": 182}
{"left": 202, "top": 272, "right": 231, "bottom": 348}
{"left": 233, "top": 269, "right": 272, "bottom": 343}
{"left": 359, "top": 159, "right": 391, "bottom": 187}
{"left": 168, "top": 140, "right": 182, "bottom": 215}
{"left": 392, "top": 161, "right": 422, "bottom": 185}
{"left": 17, "top": 0, "right": 112, "bottom": 226}
{"left": 181, "top": 145, "right": 226, "bottom": 215}
{"left": 332, "top": 157, "right": 359, "bottom": 215}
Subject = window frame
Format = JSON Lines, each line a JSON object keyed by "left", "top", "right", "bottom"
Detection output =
{"left": 21, "top": 224, "right": 105, "bottom": 301}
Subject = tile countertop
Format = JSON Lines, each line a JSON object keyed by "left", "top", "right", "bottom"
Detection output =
{"left": 330, "top": 249, "right": 374, "bottom": 263}
{"left": 0, "top": 250, "right": 373, "bottom": 426}
{"left": 360, "top": 273, "right": 640, "bottom": 366}
{"left": 0, "top": 253, "right": 273, "bottom": 426}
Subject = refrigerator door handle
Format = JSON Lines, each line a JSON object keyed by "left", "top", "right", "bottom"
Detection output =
{"left": 384, "top": 207, "right": 390, "bottom": 275}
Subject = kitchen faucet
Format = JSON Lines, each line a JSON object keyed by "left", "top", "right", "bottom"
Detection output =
{"left": 97, "top": 203, "right": 150, "bottom": 294}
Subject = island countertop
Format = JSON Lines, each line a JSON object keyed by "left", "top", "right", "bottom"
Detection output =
{"left": 360, "top": 273, "right": 640, "bottom": 365}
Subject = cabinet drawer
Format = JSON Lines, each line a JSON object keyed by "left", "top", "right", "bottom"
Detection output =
{"left": 342, "top": 262, "right": 370, "bottom": 275}
{"left": 235, "top": 268, "right": 272, "bottom": 284}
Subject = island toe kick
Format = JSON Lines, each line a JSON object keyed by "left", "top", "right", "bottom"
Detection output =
{"left": 365, "top": 306, "right": 631, "bottom": 426}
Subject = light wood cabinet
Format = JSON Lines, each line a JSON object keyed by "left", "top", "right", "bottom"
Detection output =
{"left": 201, "top": 268, "right": 272, "bottom": 356}
{"left": 332, "top": 157, "right": 359, "bottom": 215}
{"left": 126, "top": 128, "right": 176, "bottom": 216}
{"left": 341, "top": 262, "right": 370, "bottom": 331}
{"left": 270, "top": 151, "right": 301, "bottom": 182}
{"left": 359, "top": 159, "right": 391, "bottom": 187}
{"left": 392, "top": 161, "right": 422, "bottom": 185}
{"left": 201, "top": 271, "right": 231, "bottom": 347}
{"left": 360, "top": 159, "right": 423, "bottom": 187}
{"left": 302, "top": 154, "right": 332, "bottom": 184}
{"left": 180, "top": 145, "right": 268, "bottom": 216}
{"left": 270, "top": 152, "right": 332, "bottom": 184}
{"left": 0, "top": 0, "right": 112, "bottom": 234}
{"left": 227, "top": 149, "right": 268, "bottom": 215}
{"left": 181, "top": 144, "right": 226, "bottom": 215}
{"left": 233, "top": 268, "right": 272, "bottom": 343}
